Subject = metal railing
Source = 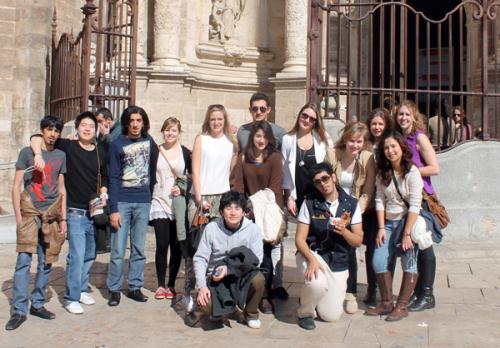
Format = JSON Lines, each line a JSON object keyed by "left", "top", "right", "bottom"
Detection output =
{"left": 50, "top": 0, "right": 138, "bottom": 123}
{"left": 307, "top": 0, "right": 500, "bottom": 149}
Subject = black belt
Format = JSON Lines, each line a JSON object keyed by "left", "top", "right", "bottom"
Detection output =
{"left": 68, "top": 208, "right": 89, "bottom": 217}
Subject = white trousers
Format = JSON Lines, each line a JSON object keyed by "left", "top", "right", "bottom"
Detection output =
{"left": 296, "top": 252, "right": 348, "bottom": 322}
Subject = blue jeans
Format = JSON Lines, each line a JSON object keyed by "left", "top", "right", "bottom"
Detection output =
{"left": 107, "top": 202, "right": 151, "bottom": 292}
{"left": 372, "top": 220, "right": 418, "bottom": 274}
{"left": 64, "top": 209, "right": 96, "bottom": 302}
{"left": 11, "top": 231, "right": 52, "bottom": 315}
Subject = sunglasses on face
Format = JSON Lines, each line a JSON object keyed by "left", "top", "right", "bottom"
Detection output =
{"left": 300, "top": 113, "right": 317, "bottom": 123}
{"left": 313, "top": 175, "right": 331, "bottom": 187}
{"left": 250, "top": 106, "right": 268, "bottom": 113}
{"left": 454, "top": 113, "right": 461, "bottom": 116}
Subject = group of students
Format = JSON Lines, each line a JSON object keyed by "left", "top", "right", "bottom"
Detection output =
{"left": 5, "top": 92, "right": 442, "bottom": 332}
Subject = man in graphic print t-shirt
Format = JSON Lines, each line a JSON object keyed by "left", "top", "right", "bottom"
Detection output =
{"left": 106, "top": 106, "right": 158, "bottom": 306}
{"left": 6, "top": 115, "right": 67, "bottom": 331}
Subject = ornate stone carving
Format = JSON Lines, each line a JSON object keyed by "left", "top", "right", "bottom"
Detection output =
{"left": 209, "top": 0, "right": 246, "bottom": 43}
{"left": 223, "top": 45, "right": 247, "bottom": 66}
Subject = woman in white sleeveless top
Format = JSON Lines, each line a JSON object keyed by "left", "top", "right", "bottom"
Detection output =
{"left": 191, "top": 104, "right": 237, "bottom": 219}
{"left": 183, "top": 104, "right": 237, "bottom": 312}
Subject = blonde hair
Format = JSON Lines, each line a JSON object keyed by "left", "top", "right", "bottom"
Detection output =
{"left": 334, "top": 122, "right": 369, "bottom": 151}
{"left": 201, "top": 104, "right": 238, "bottom": 150}
{"left": 394, "top": 99, "right": 426, "bottom": 135}
{"left": 288, "top": 103, "right": 327, "bottom": 143}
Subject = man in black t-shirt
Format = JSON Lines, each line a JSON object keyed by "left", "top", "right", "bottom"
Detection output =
{"left": 6, "top": 116, "right": 67, "bottom": 331}
{"left": 31, "top": 112, "right": 108, "bottom": 315}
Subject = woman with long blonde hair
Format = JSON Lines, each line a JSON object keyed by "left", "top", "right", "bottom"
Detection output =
{"left": 394, "top": 99, "right": 439, "bottom": 312}
{"left": 330, "top": 122, "right": 376, "bottom": 314}
{"left": 183, "top": 104, "right": 238, "bottom": 312}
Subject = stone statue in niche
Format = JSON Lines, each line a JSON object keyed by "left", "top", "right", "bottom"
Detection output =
{"left": 209, "top": 0, "right": 246, "bottom": 43}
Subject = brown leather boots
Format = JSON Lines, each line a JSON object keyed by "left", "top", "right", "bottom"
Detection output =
{"left": 365, "top": 272, "right": 418, "bottom": 322}
{"left": 385, "top": 272, "right": 418, "bottom": 321}
{"left": 365, "top": 272, "right": 394, "bottom": 316}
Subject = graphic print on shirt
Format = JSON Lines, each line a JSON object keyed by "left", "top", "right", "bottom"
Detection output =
{"left": 29, "top": 160, "right": 62, "bottom": 202}
{"left": 122, "top": 141, "right": 150, "bottom": 187}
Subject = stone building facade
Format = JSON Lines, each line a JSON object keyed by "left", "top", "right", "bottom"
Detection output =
{"left": 0, "top": 0, "right": 309, "bottom": 207}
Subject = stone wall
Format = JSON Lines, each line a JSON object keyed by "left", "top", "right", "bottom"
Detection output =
{"left": 434, "top": 140, "right": 500, "bottom": 240}
{"left": 0, "top": 0, "right": 82, "bottom": 211}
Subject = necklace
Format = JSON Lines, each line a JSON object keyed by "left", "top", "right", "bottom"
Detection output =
{"left": 298, "top": 147, "right": 305, "bottom": 167}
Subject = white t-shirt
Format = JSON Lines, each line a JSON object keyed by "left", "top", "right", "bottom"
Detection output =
{"left": 339, "top": 171, "right": 355, "bottom": 196}
{"left": 298, "top": 198, "right": 362, "bottom": 225}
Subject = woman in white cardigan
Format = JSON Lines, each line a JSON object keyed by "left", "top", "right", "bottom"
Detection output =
{"left": 282, "top": 103, "right": 333, "bottom": 216}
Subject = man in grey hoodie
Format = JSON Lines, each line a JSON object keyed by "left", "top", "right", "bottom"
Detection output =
{"left": 194, "top": 191, "right": 265, "bottom": 329}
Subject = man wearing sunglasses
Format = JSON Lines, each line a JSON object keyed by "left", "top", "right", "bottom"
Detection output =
{"left": 235, "top": 92, "right": 289, "bottom": 306}
{"left": 295, "top": 162, "right": 363, "bottom": 330}
{"left": 236, "top": 92, "right": 286, "bottom": 151}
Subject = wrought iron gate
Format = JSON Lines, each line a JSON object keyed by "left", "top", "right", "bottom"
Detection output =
{"left": 307, "top": 0, "right": 500, "bottom": 148}
{"left": 50, "top": 0, "right": 138, "bottom": 123}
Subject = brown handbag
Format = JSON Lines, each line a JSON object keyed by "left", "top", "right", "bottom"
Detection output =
{"left": 422, "top": 191, "right": 450, "bottom": 229}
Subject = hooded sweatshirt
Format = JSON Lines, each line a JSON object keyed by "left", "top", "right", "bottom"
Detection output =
{"left": 193, "top": 217, "right": 263, "bottom": 289}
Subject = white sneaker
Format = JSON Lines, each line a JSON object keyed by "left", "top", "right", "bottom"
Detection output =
{"left": 79, "top": 292, "right": 95, "bottom": 305}
{"left": 182, "top": 295, "right": 194, "bottom": 313}
{"left": 247, "top": 319, "right": 261, "bottom": 329}
{"left": 344, "top": 292, "right": 358, "bottom": 314}
{"left": 65, "top": 301, "right": 84, "bottom": 314}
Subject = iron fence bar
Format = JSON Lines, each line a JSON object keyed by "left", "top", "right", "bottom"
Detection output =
{"left": 325, "top": 8, "right": 331, "bottom": 115}
{"left": 336, "top": 9, "right": 341, "bottom": 118}
{"left": 316, "top": 85, "right": 500, "bottom": 97}
{"left": 482, "top": 6, "right": 489, "bottom": 139}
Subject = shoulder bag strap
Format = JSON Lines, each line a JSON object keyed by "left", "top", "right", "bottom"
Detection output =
{"left": 158, "top": 144, "right": 178, "bottom": 179}
{"left": 391, "top": 170, "right": 410, "bottom": 209}
{"left": 95, "top": 141, "right": 101, "bottom": 194}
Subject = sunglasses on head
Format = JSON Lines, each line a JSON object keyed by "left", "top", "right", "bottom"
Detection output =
{"left": 313, "top": 175, "right": 331, "bottom": 187}
{"left": 250, "top": 106, "right": 268, "bottom": 113}
{"left": 300, "top": 113, "right": 317, "bottom": 123}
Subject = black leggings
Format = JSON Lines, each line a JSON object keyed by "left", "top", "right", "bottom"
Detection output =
{"left": 152, "top": 218, "right": 182, "bottom": 288}
{"left": 260, "top": 243, "right": 274, "bottom": 297}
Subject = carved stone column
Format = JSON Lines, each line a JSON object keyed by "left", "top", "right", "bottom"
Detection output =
{"left": 153, "top": 0, "right": 184, "bottom": 71}
{"left": 136, "top": 0, "right": 147, "bottom": 66}
{"left": 280, "top": 0, "right": 308, "bottom": 76}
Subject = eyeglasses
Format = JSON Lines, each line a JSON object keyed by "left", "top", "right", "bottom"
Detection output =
{"left": 250, "top": 106, "right": 268, "bottom": 113}
{"left": 208, "top": 104, "right": 224, "bottom": 110}
{"left": 453, "top": 113, "right": 461, "bottom": 117}
{"left": 300, "top": 113, "right": 317, "bottom": 123}
{"left": 313, "top": 175, "right": 331, "bottom": 187}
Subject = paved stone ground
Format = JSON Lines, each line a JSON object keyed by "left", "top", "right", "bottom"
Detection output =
{"left": 1, "top": 229, "right": 500, "bottom": 348}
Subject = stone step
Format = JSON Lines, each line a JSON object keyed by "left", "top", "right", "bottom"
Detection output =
{"left": 0, "top": 214, "right": 16, "bottom": 244}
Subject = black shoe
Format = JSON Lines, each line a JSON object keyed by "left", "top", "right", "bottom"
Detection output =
{"left": 127, "top": 289, "right": 148, "bottom": 302}
{"left": 409, "top": 287, "right": 435, "bottom": 312}
{"left": 259, "top": 298, "right": 274, "bottom": 314}
{"left": 363, "top": 288, "right": 377, "bottom": 308}
{"left": 29, "top": 306, "right": 55, "bottom": 320}
{"left": 298, "top": 316, "right": 315, "bottom": 330}
{"left": 108, "top": 291, "right": 121, "bottom": 306}
{"left": 271, "top": 286, "right": 289, "bottom": 300}
{"left": 5, "top": 313, "right": 27, "bottom": 330}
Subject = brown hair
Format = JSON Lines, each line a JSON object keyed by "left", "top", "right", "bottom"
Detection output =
{"left": 288, "top": 103, "right": 327, "bottom": 143}
{"left": 161, "top": 117, "right": 181, "bottom": 132}
{"left": 334, "top": 122, "right": 369, "bottom": 151}
{"left": 377, "top": 130, "right": 414, "bottom": 187}
{"left": 366, "top": 108, "right": 392, "bottom": 143}
{"left": 394, "top": 99, "right": 426, "bottom": 135}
